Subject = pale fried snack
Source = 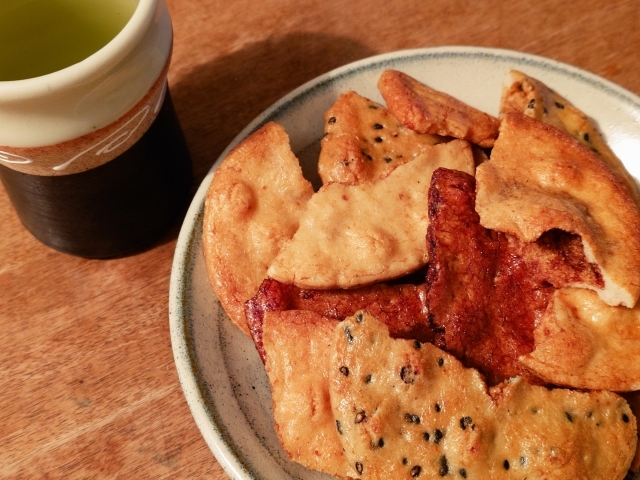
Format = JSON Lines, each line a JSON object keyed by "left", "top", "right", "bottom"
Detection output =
{"left": 202, "top": 122, "right": 314, "bottom": 336}
{"left": 263, "top": 310, "right": 354, "bottom": 479}
{"left": 330, "top": 311, "right": 637, "bottom": 480}
{"left": 245, "top": 277, "right": 433, "bottom": 363}
{"left": 378, "top": 69, "right": 500, "bottom": 148}
{"left": 476, "top": 112, "right": 640, "bottom": 308}
{"left": 500, "top": 69, "right": 640, "bottom": 205}
{"left": 520, "top": 288, "right": 640, "bottom": 391}
{"left": 318, "top": 91, "right": 445, "bottom": 185}
{"left": 267, "top": 139, "right": 475, "bottom": 290}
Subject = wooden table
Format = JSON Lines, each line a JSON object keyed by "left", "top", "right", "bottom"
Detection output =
{"left": 2, "top": 0, "right": 639, "bottom": 478}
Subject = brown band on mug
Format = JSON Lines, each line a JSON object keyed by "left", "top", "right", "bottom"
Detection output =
{"left": 0, "top": 59, "right": 171, "bottom": 177}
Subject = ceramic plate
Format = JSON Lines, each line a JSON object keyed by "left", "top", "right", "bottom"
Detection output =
{"left": 169, "top": 46, "right": 640, "bottom": 479}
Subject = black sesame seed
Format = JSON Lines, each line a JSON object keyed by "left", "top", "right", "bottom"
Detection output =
{"left": 400, "top": 365, "right": 416, "bottom": 384}
{"left": 355, "top": 411, "right": 366, "bottom": 424}
{"left": 383, "top": 156, "right": 393, "bottom": 163}
{"left": 565, "top": 412, "right": 573, "bottom": 422}
{"left": 584, "top": 132, "right": 590, "bottom": 142}
{"left": 623, "top": 413, "right": 630, "bottom": 423}
{"left": 344, "top": 326, "right": 354, "bottom": 343}
{"left": 368, "top": 105, "right": 378, "bottom": 110}
{"left": 437, "top": 358, "right": 444, "bottom": 367}
{"left": 433, "top": 429, "right": 443, "bottom": 444}
{"left": 423, "top": 432, "right": 430, "bottom": 442}
{"left": 459, "top": 468, "right": 468, "bottom": 478}
{"left": 356, "top": 461, "right": 363, "bottom": 475}
{"left": 439, "top": 456, "right": 449, "bottom": 476}
{"left": 434, "top": 403, "right": 441, "bottom": 413}
{"left": 373, "top": 123, "right": 383, "bottom": 129}
{"left": 402, "top": 458, "right": 409, "bottom": 465}
{"left": 555, "top": 101, "right": 565, "bottom": 109}
{"left": 378, "top": 438, "right": 385, "bottom": 448}
{"left": 336, "top": 420, "right": 342, "bottom": 434}
{"left": 340, "top": 366, "right": 349, "bottom": 376}
{"left": 356, "top": 312, "right": 364, "bottom": 323}
{"left": 374, "top": 137, "right": 383, "bottom": 143}
{"left": 404, "top": 413, "right": 421, "bottom": 424}
{"left": 527, "top": 98, "right": 536, "bottom": 109}
{"left": 543, "top": 107, "right": 548, "bottom": 114}
{"left": 414, "top": 340, "right": 422, "bottom": 349}
{"left": 364, "top": 374, "right": 372, "bottom": 383}
{"left": 460, "top": 416, "right": 473, "bottom": 430}
{"left": 411, "top": 465, "right": 422, "bottom": 477}
{"left": 328, "top": 116, "right": 337, "bottom": 123}
{"left": 503, "top": 459, "right": 510, "bottom": 470}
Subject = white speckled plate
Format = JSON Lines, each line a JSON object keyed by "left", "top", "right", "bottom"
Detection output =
{"left": 169, "top": 46, "right": 640, "bottom": 480}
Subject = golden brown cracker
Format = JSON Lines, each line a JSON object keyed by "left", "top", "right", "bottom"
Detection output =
{"left": 202, "top": 122, "right": 314, "bottom": 335}
{"left": 330, "top": 311, "right": 636, "bottom": 480}
{"left": 318, "top": 91, "right": 445, "bottom": 185}
{"left": 378, "top": 69, "right": 499, "bottom": 148}
{"left": 263, "top": 310, "right": 354, "bottom": 478}
{"left": 476, "top": 112, "right": 640, "bottom": 308}
{"left": 500, "top": 69, "right": 640, "bottom": 205}
{"left": 267, "top": 140, "right": 475, "bottom": 290}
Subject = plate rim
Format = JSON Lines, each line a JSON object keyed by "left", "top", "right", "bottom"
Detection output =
{"left": 169, "top": 45, "right": 640, "bottom": 479}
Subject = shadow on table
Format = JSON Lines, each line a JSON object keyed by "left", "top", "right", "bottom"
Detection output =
{"left": 171, "top": 31, "right": 375, "bottom": 189}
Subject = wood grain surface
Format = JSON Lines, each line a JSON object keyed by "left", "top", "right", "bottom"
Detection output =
{"left": 1, "top": 0, "right": 639, "bottom": 478}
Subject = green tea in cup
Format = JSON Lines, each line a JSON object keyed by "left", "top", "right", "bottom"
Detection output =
{"left": 0, "top": 0, "right": 138, "bottom": 81}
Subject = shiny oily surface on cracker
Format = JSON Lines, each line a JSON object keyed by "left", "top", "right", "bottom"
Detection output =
{"left": 330, "top": 312, "right": 636, "bottom": 480}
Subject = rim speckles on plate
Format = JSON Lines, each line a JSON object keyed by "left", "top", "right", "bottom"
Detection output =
{"left": 169, "top": 46, "right": 640, "bottom": 480}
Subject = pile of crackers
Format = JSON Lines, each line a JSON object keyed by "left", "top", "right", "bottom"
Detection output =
{"left": 203, "top": 68, "right": 640, "bottom": 479}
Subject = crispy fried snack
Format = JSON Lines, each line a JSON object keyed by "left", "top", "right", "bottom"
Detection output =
{"left": 267, "top": 140, "right": 475, "bottom": 290}
{"left": 246, "top": 277, "right": 432, "bottom": 363}
{"left": 378, "top": 69, "right": 500, "bottom": 148}
{"left": 318, "top": 91, "right": 445, "bottom": 185}
{"left": 476, "top": 112, "right": 640, "bottom": 308}
{"left": 202, "top": 122, "right": 314, "bottom": 335}
{"left": 330, "top": 312, "right": 636, "bottom": 480}
{"left": 500, "top": 69, "right": 640, "bottom": 205}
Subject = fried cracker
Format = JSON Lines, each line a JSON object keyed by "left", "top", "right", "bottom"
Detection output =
{"left": 476, "top": 112, "right": 640, "bottom": 307}
{"left": 500, "top": 69, "right": 640, "bottom": 205}
{"left": 263, "top": 310, "right": 354, "bottom": 479}
{"left": 202, "top": 122, "right": 314, "bottom": 335}
{"left": 267, "top": 140, "right": 475, "bottom": 290}
{"left": 330, "top": 311, "right": 636, "bottom": 480}
{"left": 520, "top": 288, "right": 640, "bottom": 391}
{"left": 318, "top": 91, "right": 445, "bottom": 185}
{"left": 378, "top": 69, "right": 500, "bottom": 148}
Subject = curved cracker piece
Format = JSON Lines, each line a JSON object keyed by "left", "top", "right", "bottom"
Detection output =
{"left": 267, "top": 140, "right": 475, "bottom": 290}
{"left": 500, "top": 69, "right": 640, "bottom": 205}
{"left": 476, "top": 112, "right": 640, "bottom": 307}
{"left": 318, "top": 91, "right": 444, "bottom": 185}
{"left": 330, "top": 311, "right": 636, "bottom": 480}
{"left": 202, "top": 122, "right": 314, "bottom": 336}
{"left": 263, "top": 310, "right": 354, "bottom": 479}
{"left": 520, "top": 288, "right": 640, "bottom": 391}
{"left": 378, "top": 69, "right": 500, "bottom": 148}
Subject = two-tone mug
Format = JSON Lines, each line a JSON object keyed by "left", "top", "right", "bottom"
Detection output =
{"left": 0, "top": 0, "right": 192, "bottom": 258}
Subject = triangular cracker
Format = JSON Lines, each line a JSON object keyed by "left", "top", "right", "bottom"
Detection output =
{"left": 203, "top": 122, "right": 314, "bottom": 335}
{"left": 318, "top": 91, "right": 445, "bottom": 185}
{"left": 330, "top": 311, "right": 636, "bottom": 480}
{"left": 500, "top": 69, "right": 640, "bottom": 205}
{"left": 378, "top": 69, "right": 500, "bottom": 148}
{"left": 476, "top": 112, "right": 640, "bottom": 307}
{"left": 267, "top": 140, "right": 475, "bottom": 289}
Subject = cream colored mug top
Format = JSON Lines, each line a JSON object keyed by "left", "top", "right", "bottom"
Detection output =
{"left": 0, "top": 0, "right": 172, "bottom": 150}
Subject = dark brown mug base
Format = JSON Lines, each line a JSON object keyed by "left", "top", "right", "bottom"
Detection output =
{"left": 0, "top": 89, "right": 192, "bottom": 258}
